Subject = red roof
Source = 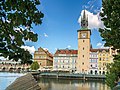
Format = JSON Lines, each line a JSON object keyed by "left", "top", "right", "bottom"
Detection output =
{"left": 90, "top": 49, "right": 109, "bottom": 52}
{"left": 37, "top": 47, "right": 53, "bottom": 58}
{"left": 55, "top": 49, "right": 78, "bottom": 55}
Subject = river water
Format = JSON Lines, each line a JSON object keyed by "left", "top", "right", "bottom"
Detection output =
{"left": 38, "top": 78, "right": 110, "bottom": 90}
{"left": 0, "top": 72, "right": 110, "bottom": 90}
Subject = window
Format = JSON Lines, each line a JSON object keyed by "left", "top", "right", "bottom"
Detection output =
{"left": 103, "top": 67, "right": 105, "bottom": 70}
{"left": 83, "top": 40, "right": 85, "bottom": 42}
{"left": 95, "top": 71, "right": 97, "bottom": 75}
{"left": 90, "top": 70, "right": 93, "bottom": 74}
{"left": 83, "top": 55, "right": 84, "bottom": 57}
{"left": 82, "top": 62, "right": 84, "bottom": 65}
{"left": 99, "top": 58, "right": 101, "bottom": 61}
{"left": 83, "top": 47, "right": 84, "bottom": 50}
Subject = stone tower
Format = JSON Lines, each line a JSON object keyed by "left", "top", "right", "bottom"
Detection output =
{"left": 77, "top": 10, "right": 91, "bottom": 74}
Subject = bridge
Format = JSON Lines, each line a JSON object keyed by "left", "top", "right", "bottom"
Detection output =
{"left": 0, "top": 60, "right": 30, "bottom": 72}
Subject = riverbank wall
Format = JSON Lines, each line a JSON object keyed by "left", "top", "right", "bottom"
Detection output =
{"left": 32, "top": 72, "right": 106, "bottom": 80}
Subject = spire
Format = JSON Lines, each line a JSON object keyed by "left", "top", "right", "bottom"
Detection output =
{"left": 81, "top": 10, "right": 88, "bottom": 29}
{"left": 83, "top": 10, "right": 86, "bottom": 20}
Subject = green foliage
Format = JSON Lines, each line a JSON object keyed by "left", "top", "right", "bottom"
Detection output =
{"left": 99, "top": 0, "right": 120, "bottom": 49}
{"left": 106, "top": 54, "right": 120, "bottom": 89}
{"left": 31, "top": 61, "right": 39, "bottom": 70}
{"left": 100, "top": 0, "right": 120, "bottom": 89}
{"left": 106, "top": 73, "right": 117, "bottom": 89}
{"left": 0, "top": 0, "right": 44, "bottom": 63}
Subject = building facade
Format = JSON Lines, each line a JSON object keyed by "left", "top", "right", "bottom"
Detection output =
{"left": 53, "top": 49, "right": 77, "bottom": 72}
{"left": 34, "top": 47, "right": 53, "bottom": 69}
{"left": 98, "top": 49, "right": 110, "bottom": 75}
{"left": 89, "top": 49, "right": 98, "bottom": 75}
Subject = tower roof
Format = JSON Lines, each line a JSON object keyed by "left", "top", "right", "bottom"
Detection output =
{"left": 81, "top": 10, "right": 88, "bottom": 30}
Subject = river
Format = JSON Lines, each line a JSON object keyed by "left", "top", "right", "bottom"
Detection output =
{"left": 38, "top": 78, "right": 110, "bottom": 90}
{"left": 0, "top": 72, "right": 110, "bottom": 90}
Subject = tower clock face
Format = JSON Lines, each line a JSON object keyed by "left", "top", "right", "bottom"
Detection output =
{"left": 81, "top": 33, "right": 87, "bottom": 38}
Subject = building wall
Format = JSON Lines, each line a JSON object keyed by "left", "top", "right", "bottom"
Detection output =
{"left": 89, "top": 52, "right": 98, "bottom": 75}
{"left": 77, "top": 30, "right": 91, "bottom": 74}
{"left": 34, "top": 47, "right": 53, "bottom": 69}
{"left": 98, "top": 50, "right": 110, "bottom": 75}
{"left": 53, "top": 54, "right": 77, "bottom": 72}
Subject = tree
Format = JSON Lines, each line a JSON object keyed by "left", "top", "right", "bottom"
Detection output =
{"left": 31, "top": 61, "right": 39, "bottom": 70}
{"left": 99, "top": 0, "right": 120, "bottom": 49}
{"left": 0, "top": 0, "right": 44, "bottom": 63}
{"left": 99, "top": 0, "right": 120, "bottom": 89}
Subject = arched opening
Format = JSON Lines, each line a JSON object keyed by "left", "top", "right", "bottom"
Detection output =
{"left": 90, "top": 70, "right": 93, "bottom": 74}
{"left": 99, "top": 71, "right": 101, "bottom": 75}
{"left": 95, "top": 70, "right": 97, "bottom": 75}
{"left": 9, "top": 67, "right": 14, "bottom": 72}
{"left": 22, "top": 68, "right": 25, "bottom": 71}
{"left": 2, "top": 67, "right": 5, "bottom": 71}
{"left": 17, "top": 67, "right": 21, "bottom": 73}
{"left": 103, "top": 71, "right": 105, "bottom": 75}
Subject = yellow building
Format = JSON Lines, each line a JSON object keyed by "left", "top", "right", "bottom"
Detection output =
{"left": 77, "top": 10, "right": 91, "bottom": 74}
{"left": 34, "top": 47, "right": 53, "bottom": 69}
{"left": 98, "top": 49, "right": 111, "bottom": 75}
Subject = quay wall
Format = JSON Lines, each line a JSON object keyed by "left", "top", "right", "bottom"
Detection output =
{"left": 32, "top": 72, "right": 106, "bottom": 80}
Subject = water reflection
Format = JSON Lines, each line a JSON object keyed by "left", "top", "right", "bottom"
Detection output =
{"left": 38, "top": 78, "right": 110, "bottom": 90}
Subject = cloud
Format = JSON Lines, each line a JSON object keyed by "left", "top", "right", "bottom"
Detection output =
{"left": 21, "top": 46, "right": 35, "bottom": 54}
{"left": 96, "top": 42, "right": 109, "bottom": 49}
{"left": 67, "top": 45, "right": 71, "bottom": 48}
{"left": 44, "top": 33, "right": 48, "bottom": 37}
{"left": 43, "top": 48, "right": 49, "bottom": 51}
{"left": 78, "top": 9, "right": 104, "bottom": 29}
{"left": 97, "top": 42, "right": 102, "bottom": 47}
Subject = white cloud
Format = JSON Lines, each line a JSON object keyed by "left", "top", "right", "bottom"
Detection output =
{"left": 97, "top": 42, "right": 102, "bottom": 47}
{"left": 96, "top": 42, "right": 109, "bottom": 49}
{"left": 44, "top": 33, "right": 48, "bottom": 37}
{"left": 78, "top": 9, "right": 104, "bottom": 29}
{"left": 55, "top": 48, "right": 58, "bottom": 50}
{"left": 67, "top": 45, "right": 71, "bottom": 48}
{"left": 43, "top": 48, "right": 49, "bottom": 51}
{"left": 21, "top": 46, "right": 35, "bottom": 54}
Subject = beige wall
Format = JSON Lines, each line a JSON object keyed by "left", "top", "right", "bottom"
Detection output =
{"left": 77, "top": 30, "right": 91, "bottom": 73}
{"left": 34, "top": 48, "right": 53, "bottom": 68}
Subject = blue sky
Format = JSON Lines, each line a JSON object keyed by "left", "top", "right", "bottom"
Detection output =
{"left": 25, "top": 0, "right": 105, "bottom": 54}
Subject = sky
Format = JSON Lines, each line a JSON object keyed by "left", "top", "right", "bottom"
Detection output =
{"left": 23, "top": 0, "right": 106, "bottom": 54}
